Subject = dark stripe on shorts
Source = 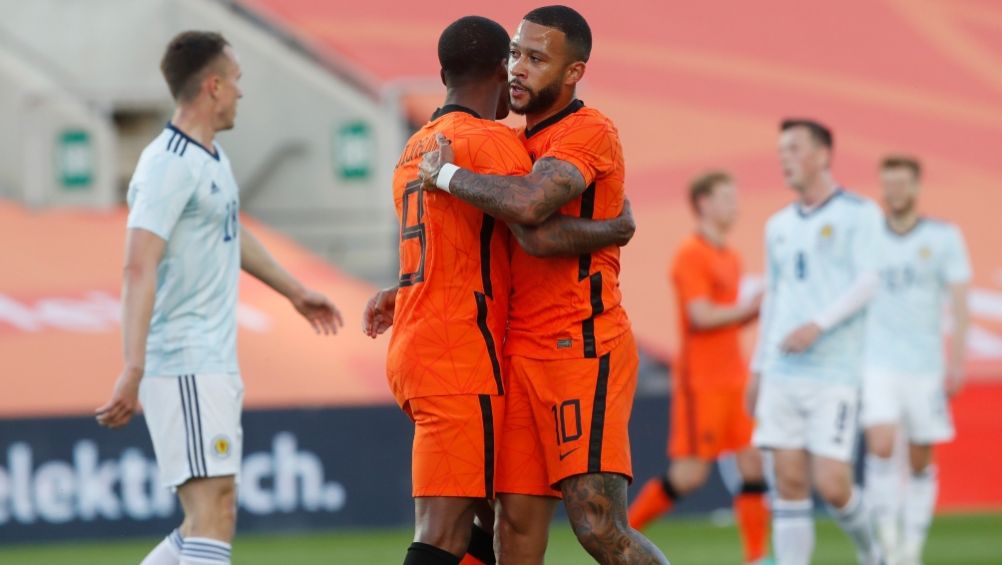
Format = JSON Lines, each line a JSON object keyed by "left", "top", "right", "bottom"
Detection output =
{"left": 479, "top": 214, "right": 494, "bottom": 299}
{"left": 178, "top": 376, "right": 197, "bottom": 478}
{"left": 478, "top": 395, "right": 496, "bottom": 498}
{"left": 186, "top": 375, "right": 208, "bottom": 477}
{"left": 587, "top": 353, "right": 612, "bottom": 473}
{"left": 474, "top": 292, "right": 504, "bottom": 395}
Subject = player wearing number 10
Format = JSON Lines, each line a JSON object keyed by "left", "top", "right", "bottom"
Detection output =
{"left": 750, "top": 119, "right": 884, "bottom": 565}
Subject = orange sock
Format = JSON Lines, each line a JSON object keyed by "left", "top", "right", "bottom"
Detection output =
{"left": 735, "top": 488, "right": 770, "bottom": 563}
{"left": 459, "top": 556, "right": 486, "bottom": 565}
{"left": 628, "top": 476, "right": 677, "bottom": 530}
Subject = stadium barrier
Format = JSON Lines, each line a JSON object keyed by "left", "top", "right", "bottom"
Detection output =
{"left": 0, "top": 396, "right": 734, "bottom": 543}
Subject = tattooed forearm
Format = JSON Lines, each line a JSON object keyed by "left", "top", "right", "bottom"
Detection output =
{"left": 561, "top": 473, "right": 670, "bottom": 564}
{"left": 510, "top": 213, "right": 633, "bottom": 257}
{"left": 449, "top": 158, "right": 587, "bottom": 226}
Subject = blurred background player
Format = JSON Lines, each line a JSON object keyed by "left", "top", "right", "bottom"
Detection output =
{"left": 750, "top": 119, "right": 884, "bottom": 565}
{"left": 628, "top": 171, "right": 770, "bottom": 565}
{"left": 419, "top": 6, "right": 669, "bottom": 565}
{"left": 862, "top": 156, "right": 971, "bottom": 565}
{"left": 361, "top": 15, "right": 634, "bottom": 565}
{"left": 95, "top": 31, "right": 343, "bottom": 565}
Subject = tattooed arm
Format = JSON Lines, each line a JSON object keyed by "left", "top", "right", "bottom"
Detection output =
{"left": 419, "top": 134, "right": 589, "bottom": 226}
{"left": 510, "top": 198, "right": 635, "bottom": 257}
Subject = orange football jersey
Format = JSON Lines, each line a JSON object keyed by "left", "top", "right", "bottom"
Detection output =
{"left": 671, "top": 234, "right": 749, "bottom": 392}
{"left": 505, "top": 100, "right": 631, "bottom": 360}
{"left": 387, "top": 106, "right": 532, "bottom": 405}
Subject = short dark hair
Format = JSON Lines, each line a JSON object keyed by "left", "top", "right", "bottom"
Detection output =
{"left": 881, "top": 155, "right": 922, "bottom": 180}
{"left": 160, "top": 31, "right": 229, "bottom": 101}
{"left": 523, "top": 5, "right": 592, "bottom": 62}
{"left": 780, "top": 118, "right": 834, "bottom": 150}
{"left": 689, "top": 170, "right": 732, "bottom": 213}
{"left": 438, "top": 16, "right": 510, "bottom": 85}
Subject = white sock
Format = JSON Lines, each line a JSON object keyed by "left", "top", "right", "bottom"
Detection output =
{"left": 141, "top": 528, "right": 183, "bottom": 565}
{"left": 180, "top": 537, "right": 231, "bottom": 564}
{"left": 903, "top": 465, "right": 938, "bottom": 557}
{"left": 830, "top": 487, "right": 880, "bottom": 564}
{"left": 773, "top": 498, "right": 814, "bottom": 565}
{"left": 865, "top": 454, "right": 901, "bottom": 553}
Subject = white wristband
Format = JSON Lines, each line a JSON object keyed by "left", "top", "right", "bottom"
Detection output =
{"left": 435, "top": 163, "right": 460, "bottom": 192}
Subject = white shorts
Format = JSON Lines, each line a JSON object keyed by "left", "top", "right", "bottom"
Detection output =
{"left": 861, "top": 368, "right": 954, "bottom": 444}
{"left": 752, "top": 377, "right": 860, "bottom": 462}
{"left": 140, "top": 373, "right": 244, "bottom": 489}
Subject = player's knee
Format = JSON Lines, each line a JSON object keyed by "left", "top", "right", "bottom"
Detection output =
{"left": 814, "top": 475, "right": 851, "bottom": 507}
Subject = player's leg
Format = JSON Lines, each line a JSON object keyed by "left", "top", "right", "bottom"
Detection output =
{"left": 496, "top": 493, "right": 559, "bottom": 565}
{"left": 753, "top": 378, "right": 813, "bottom": 565}
{"left": 140, "top": 527, "right": 185, "bottom": 565}
{"left": 862, "top": 368, "right": 906, "bottom": 560}
{"left": 495, "top": 356, "right": 561, "bottom": 564}
{"left": 629, "top": 457, "right": 711, "bottom": 530}
{"left": 900, "top": 376, "right": 954, "bottom": 565}
{"left": 734, "top": 447, "right": 770, "bottom": 564}
{"left": 140, "top": 373, "right": 243, "bottom": 565}
{"left": 728, "top": 389, "right": 769, "bottom": 564}
{"left": 863, "top": 423, "right": 901, "bottom": 560}
{"left": 458, "top": 504, "right": 497, "bottom": 565}
{"left": 629, "top": 388, "right": 713, "bottom": 530}
{"left": 406, "top": 394, "right": 503, "bottom": 564}
{"left": 177, "top": 476, "right": 237, "bottom": 564}
{"left": 770, "top": 448, "right": 815, "bottom": 565}
{"left": 901, "top": 444, "right": 935, "bottom": 565}
{"left": 542, "top": 333, "right": 668, "bottom": 563}
{"left": 562, "top": 472, "right": 669, "bottom": 564}
{"left": 809, "top": 384, "right": 880, "bottom": 565}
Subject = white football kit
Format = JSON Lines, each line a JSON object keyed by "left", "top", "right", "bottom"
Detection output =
{"left": 862, "top": 219, "right": 971, "bottom": 443}
{"left": 127, "top": 123, "right": 243, "bottom": 487}
{"left": 752, "top": 189, "right": 883, "bottom": 461}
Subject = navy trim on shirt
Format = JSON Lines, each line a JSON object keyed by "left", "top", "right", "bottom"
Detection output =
{"left": 166, "top": 122, "right": 220, "bottom": 161}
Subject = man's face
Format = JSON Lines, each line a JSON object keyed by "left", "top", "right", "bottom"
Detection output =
{"left": 881, "top": 166, "right": 920, "bottom": 215}
{"left": 777, "top": 126, "right": 827, "bottom": 192}
{"left": 507, "top": 20, "right": 570, "bottom": 116}
{"left": 213, "top": 47, "right": 243, "bottom": 131}
{"left": 700, "top": 181, "right": 739, "bottom": 230}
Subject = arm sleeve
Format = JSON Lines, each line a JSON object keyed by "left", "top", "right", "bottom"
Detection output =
{"left": 811, "top": 202, "right": 882, "bottom": 331}
{"left": 126, "top": 155, "right": 196, "bottom": 241}
{"left": 811, "top": 272, "right": 879, "bottom": 331}
{"left": 751, "top": 229, "right": 777, "bottom": 373}
{"left": 541, "top": 121, "right": 617, "bottom": 186}
{"left": 469, "top": 129, "right": 533, "bottom": 177}
{"left": 944, "top": 225, "right": 972, "bottom": 284}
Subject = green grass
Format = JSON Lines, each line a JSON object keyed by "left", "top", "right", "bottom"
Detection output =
{"left": 1, "top": 513, "right": 999, "bottom": 564}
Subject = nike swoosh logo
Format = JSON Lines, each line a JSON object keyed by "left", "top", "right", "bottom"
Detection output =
{"left": 559, "top": 447, "right": 580, "bottom": 461}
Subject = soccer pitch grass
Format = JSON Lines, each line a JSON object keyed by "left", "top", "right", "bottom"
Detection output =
{"left": 1, "top": 513, "right": 999, "bottom": 564}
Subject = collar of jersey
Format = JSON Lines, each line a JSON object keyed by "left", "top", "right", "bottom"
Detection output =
{"left": 431, "top": 105, "right": 481, "bottom": 121}
{"left": 796, "top": 187, "right": 843, "bottom": 218}
{"left": 885, "top": 217, "right": 925, "bottom": 238}
{"left": 524, "top": 99, "right": 585, "bottom": 139}
{"left": 166, "top": 122, "right": 220, "bottom": 161}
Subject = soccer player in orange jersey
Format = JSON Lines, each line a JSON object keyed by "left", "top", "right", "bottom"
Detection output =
{"left": 362, "top": 16, "right": 636, "bottom": 565}
{"left": 627, "top": 172, "right": 771, "bottom": 565}
{"left": 419, "top": 6, "right": 669, "bottom": 565}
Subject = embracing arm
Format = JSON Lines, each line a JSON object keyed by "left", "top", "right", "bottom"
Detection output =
{"left": 510, "top": 199, "right": 635, "bottom": 257}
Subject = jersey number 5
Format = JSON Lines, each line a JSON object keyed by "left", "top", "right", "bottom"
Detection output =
{"left": 399, "top": 179, "right": 426, "bottom": 286}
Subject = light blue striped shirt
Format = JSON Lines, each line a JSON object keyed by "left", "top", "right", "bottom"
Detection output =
{"left": 126, "top": 123, "right": 241, "bottom": 377}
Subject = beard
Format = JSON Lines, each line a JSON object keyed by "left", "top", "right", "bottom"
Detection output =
{"left": 509, "top": 77, "right": 562, "bottom": 116}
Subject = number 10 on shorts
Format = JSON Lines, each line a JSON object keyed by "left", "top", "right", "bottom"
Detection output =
{"left": 552, "top": 399, "right": 583, "bottom": 446}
